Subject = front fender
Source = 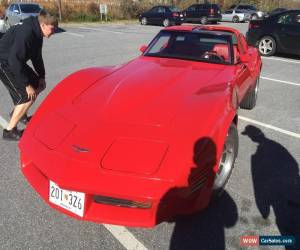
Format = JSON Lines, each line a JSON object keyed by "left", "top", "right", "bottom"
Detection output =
{"left": 26, "top": 67, "right": 117, "bottom": 131}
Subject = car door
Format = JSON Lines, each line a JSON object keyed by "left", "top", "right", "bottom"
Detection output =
{"left": 222, "top": 10, "right": 233, "bottom": 21}
{"left": 6, "top": 4, "right": 15, "bottom": 25}
{"left": 197, "top": 4, "right": 206, "bottom": 20}
{"left": 185, "top": 5, "right": 197, "bottom": 22}
{"left": 235, "top": 34, "right": 254, "bottom": 100}
{"left": 10, "top": 4, "right": 21, "bottom": 25}
{"left": 157, "top": 7, "right": 167, "bottom": 24}
{"left": 146, "top": 7, "right": 158, "bottom": 24}
{"left": 276, "top": 12, "right": 300, "bottom": 53}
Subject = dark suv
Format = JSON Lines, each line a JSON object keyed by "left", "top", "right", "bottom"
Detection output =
{"left": 184, "top": 3, "right": 222, "bottom": 24}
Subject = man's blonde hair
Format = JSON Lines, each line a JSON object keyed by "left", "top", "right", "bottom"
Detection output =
{"left": 38, "top": 10, "right": 58, "bottom": 27}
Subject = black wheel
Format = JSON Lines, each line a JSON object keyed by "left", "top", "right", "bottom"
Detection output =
{"left": 251, "top": 14, "right": 258, "bottom": 20}
{"left": 258, "top": 36, "right": 276, "bottom": 56}
{"left": 240, "top": 76, "right": 260, "bottom": 110}
{"left": 140, "top": 17, "right": 147, "bottom": 25}
{"left": 200, "top": 16, "right": 208, "bottom": 25}
{"left": 163, "top": 19, "right": 170, "bottom": 27}
{"left": 232, "top": 16, "right": 239, "bottom": 23}
{"left": 4, "top": 17, "right": 10, "bottom": 31}
{"left": 212, "top": 123, "right": 238, "bottom": 198}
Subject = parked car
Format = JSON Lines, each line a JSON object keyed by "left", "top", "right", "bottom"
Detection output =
{"left": 0, "top": 15, "right": 5, "bottom": 34}
{"left": 20, "top": 25, "right": 262, "bottom": 227}
{"left": 139, "top": 5, "right": 184, "bottom": 27}
{"left": 264, "top": 8, "right": 288, "bottom": 18}
{"left": 229, "top": 4, "right": 264, "bottom": 20}
{"left": 222, "top": 9, "right": 251, "bottom": 22}
{"left": 184, "top": 3, "right": 222, "bottom": 24}
{"left": 4, "top": 2, "right": 41, "bottom": 28}
{"left": 246, "top": 9, "right": 300, "bottom": 56}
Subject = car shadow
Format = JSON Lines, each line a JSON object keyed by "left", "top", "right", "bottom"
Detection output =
{"left": 242, "top": 125, "right": 300, "bottom": 249}
{"left": 272, "top": 53, "right": 300, "bottom": 60}
{"left": 169, "top": 191, "right": 238, "bottom": 250}
{"left": 156, "top": 137, "right": 238, "bottom": 250}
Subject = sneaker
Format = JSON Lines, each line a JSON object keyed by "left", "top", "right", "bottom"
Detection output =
{"left": 2, "top": 127, "right": 24, "bottom": 141}
{"left": 9, "top": 110, "right": 32, "bottom": 125}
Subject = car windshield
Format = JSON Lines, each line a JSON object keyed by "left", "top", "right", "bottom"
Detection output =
{"left": 20, "top": 4, "right": 41, "bottom": 13}
{"left": 144, "top": 30, "right": 233, "bottom": 65}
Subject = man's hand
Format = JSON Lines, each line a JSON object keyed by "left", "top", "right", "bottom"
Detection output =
{"left": 26, "top": 85, "right": 36, "bottom": 101}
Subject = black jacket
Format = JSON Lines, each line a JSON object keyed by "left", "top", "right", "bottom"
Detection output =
{"left": 0, "top": 16, "right": 45, "bottom": 87}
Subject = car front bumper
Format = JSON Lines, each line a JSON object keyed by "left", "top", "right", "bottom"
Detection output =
{"left": 20, "top": 134, "right": 212, "bottom": 227}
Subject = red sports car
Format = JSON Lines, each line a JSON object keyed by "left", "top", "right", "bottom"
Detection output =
{"left": 19, "top": 25, "right": 262, "bottom": 227}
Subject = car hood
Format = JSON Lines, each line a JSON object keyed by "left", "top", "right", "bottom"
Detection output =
{"left": 25, "top": 57, "right": 233, "bottom": 176}
{"left": 62, "top": 57, "right": 231, "bottom": 127}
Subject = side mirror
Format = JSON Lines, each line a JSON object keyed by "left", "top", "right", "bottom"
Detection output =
{"left": 139, "top": 45, "right": 147, "bottom": 53}
{"left": 239, "top": 54, "right": 249, "bottom": 63}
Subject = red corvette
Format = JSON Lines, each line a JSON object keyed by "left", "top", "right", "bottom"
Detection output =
{"left": 19, "top": 25, "right": 262, "bottom": 227}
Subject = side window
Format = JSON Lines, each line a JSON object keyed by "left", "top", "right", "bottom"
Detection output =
{"left": 278, "top": 13, "right": 293, "bottom": 24}
{"left": 158, "top": 7, "right": 165, "bottom": 13}
{"left": 237, "top": 6, "right": 244, "bottom": 10}
{"left": 9, "top": 4, "right": 15, "bottom": 12}
{"left": 15, "top": 4, "right": 20, "bottom": 13}
{"left": 225, "top": 10, "right": 233, "bottom": 14}
{"left": 150, "top": 7, "right": 158, "bottom": 13}
{"left": 198, "top": 5, "right": 204, "bottom": 10}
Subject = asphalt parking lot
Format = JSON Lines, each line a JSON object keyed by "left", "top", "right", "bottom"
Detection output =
{"left": 0, "top": 21, "right": 299, "bottom": 250}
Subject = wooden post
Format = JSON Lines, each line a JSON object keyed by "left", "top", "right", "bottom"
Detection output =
{"left": 57, "top": 0, "right": 62, "bottom": 22}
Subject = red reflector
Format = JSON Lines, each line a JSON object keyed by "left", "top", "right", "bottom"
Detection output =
{"left": 210, "top": 8, "right": 215, "bottom": 14}
{"left": 172, "top": 12, "right": 179, "bottom": 17}
{"left": 249, "top": 23, "right": 260, "bottom": 29}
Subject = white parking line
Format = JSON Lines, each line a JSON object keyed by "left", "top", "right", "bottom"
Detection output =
{"left": 77, "top": 26, "right": 124, "bottom": 34}
{"left": 0, "top": 115, "right": 8, "bottom": 128}
{"left": 239, "top": 116, "right": 300, "bottom": 139}
{"left": 104, "top": 224, "right": 148, "bottom": 250}
{"left": 261, "top": 76, "right": 300, "bottom": 87}
{"left": 263, "top": 57, "right": 300, "bottom": 64}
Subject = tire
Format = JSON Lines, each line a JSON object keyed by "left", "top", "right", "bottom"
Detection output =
{"left": 258, "top": 35, "right": 276, "bottom": 56}
{"left": 200, "top": 16, "right": 208, "bottom": 25}
{"left": 240, "top": 76, "right": 260, "bottom": 110}
{"left": 163, "top": 19, "right": 170, "bottom": 27}
{"left": 4, "top": 17, "right": 10, "bottom": 32}
{"left": 212, "top": 123, "right": 238, "bottom": 198}
{"left": 251, "top": 14, "right": 258, "bottom": 20}
{"left": 232, "top": 16, "right": 239, "bottom": 23}
{"left": 140, "top": 17, "right": 147, "bottom": 25}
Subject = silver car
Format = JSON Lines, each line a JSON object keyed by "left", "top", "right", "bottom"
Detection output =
{"left": 4, "top": 2, "right": 42, "bottom": 29}
{"left": 222, "top": 9, "right": 251, "bottom": 23}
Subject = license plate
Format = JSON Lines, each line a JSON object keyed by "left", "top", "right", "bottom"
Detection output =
{"left": 49, "top": 180, "right": 85, "bottom": 217}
